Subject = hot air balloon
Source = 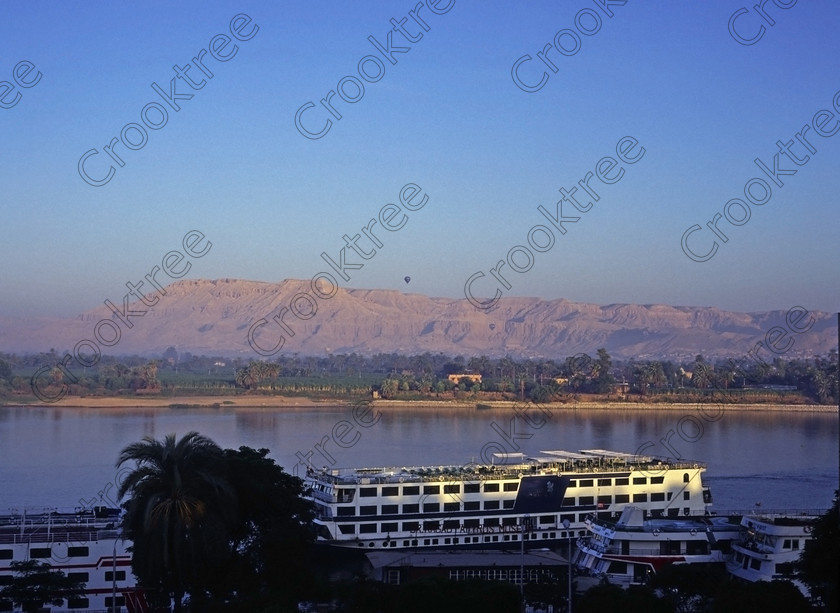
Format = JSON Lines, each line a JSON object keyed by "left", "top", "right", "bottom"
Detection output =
{"left": 404, "top": 276, "right": 411, "bottom": 284}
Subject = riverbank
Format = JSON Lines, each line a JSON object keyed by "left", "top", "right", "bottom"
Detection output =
{"left": 2, "top": 395, "right": 836, "bottom": 412}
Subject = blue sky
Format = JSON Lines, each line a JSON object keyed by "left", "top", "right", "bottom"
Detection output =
{"left": 1, "top": 0, "right": 839, "bottom": 319}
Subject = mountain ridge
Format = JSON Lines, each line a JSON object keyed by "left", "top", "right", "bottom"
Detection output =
{"left": 0, "top": 278, "right": 835, "bottom": 360}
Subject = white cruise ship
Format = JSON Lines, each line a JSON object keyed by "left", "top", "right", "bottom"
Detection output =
{"left": 727, "top": 512, "right": 819, "bottom": 585}
{"left": 303, "top": 449, "right": 714, "bottom": 550}
{"left": 574, "top": 506, "right": 742, "bottom": 586}
{"left": 0, "top": 507, "right": 142, "bottom": 612}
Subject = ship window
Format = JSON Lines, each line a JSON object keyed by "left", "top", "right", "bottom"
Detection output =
{"left": 105, "top": 597, "right": 126, "bottom": 607}
{"left": 668, "top": 508, "right": 679, "bottom": 518}
{"left": 651, "top": 493, "right": 665, "bottom": 502}
{"left": 598, "top": 478, "right": 612, "bottom": 486}
{"left": 444, "top": 484, "right": 461, "bottom": 494}
{"left": 423, "top": 485, "right": 440, "bottom": 495}
{"left": 105, "top": 571, "right": 126, "bottom": 581}
{"left": 338, "top": 525, "right": 355, "bottom": 535}
{"left": 684, "top": 492, "right": 691, "bottom": 500}
{"left": 579, "top": 496, "right": 594, "bottom": 505}
{"left": 750, "top": 558, "right": 761, "bottom": 570}
{"left": 504, "top": 482, "right": 519, "bottom": 492}
{"left": 423, "top": 521, "right": 440, "bottom": 531}
{"left": 381, "top": 522, "right": 398, "bottom": 532}
{"left": 443, "top": 520, "right": 459, "bottom": 529}
{"left": 403, "top": 486, "right": 420, "bottom": 495}
{"left": 579, "top": 479, "right": 593, "bottom": 487}
{"left": 484, "top": 483, "right": 500, "bottom": 492}
{"left": 381, "top": 504, "right": 398, "bottom": 514}
{"left": 503, "top": 500, "right": 515, "bottom": 509}
{"left": 30, "top": 547, "right": 51, "bottom": 558}
{"left": 539, "top": 515, "right": 554, "bottom": 524}
{"left": 683, "top": 473, "right": 690, "bottom": 483}
{"left": 464, "top": 501, "right": 480, "bottom": 511}
{"left": 561, "top": 514, "right": 574, "bottom": 524}
{"left": 792, "top": 539, "right": 800, "bottom": 550}
{"left": 0, "top": 550, "right": 11, "bottom": 560}
{"left": 360, "top": 487, "right": 377, "bottom": 497}
{"left": 382, "top": 486, "right": 399, "bottom": 496}
{"left": 464, "top": 519, "right": 480, "bottom": 528}
{"left": 633, "top": 494, "right": 647, "bottom": 503}
{"left": 359, "top": 524, "right": 377, "bottom": 534}
{"left": 360, "top": 505, "right": 377, "bottom": 515}
{"left": 615, "top": 494, "right": 630, "bottom": 504}
{"left": 68, "top": 546, "right": 89, "bottom": 557}
{"left": 633, "top": 477, "right": 647, "bottom": 485}
{"left": 423, "top": 503, "right": 440, "bottom": 513}
{"left": 598, "top": 495, "right": 612, "bottom": 505}
{"left": 651, "top": 476, "right": 664, "bottom": 484}
{"left": 484, "top": 501, "right": 500, "bottom": 510}
{"left": 503, "top": 517, "right": 517, "bottom": 526}
{"left": 403, "top": 504, "right": 419, "bottom": 513}
{"left": 402, "top": 521, "right": 419, "bottom": 531}
{"left": 667, "top": 492, "right": 673, "bottom": 500}
{"left": 484, "top": 518, "right": 499, "bottom": 526}
{"left": 444, "top": 502, "right": 460, "bottom": 512}
{"left": 465, "top": 483, "right": 480, "bottom": 493}
{"left": 424, "top": 539, "right": 430, "bottom": 545}
{"left": 567, "top": 480, "right": 577, "bottom": 487}
{"left": 615, "top": 478, "right": 629, "bottom": 486}
{"left": 68, "top": 598, "right": 90, "bottom": 609}
{"left": 608, "top": 561, "right": 627, "bottom": 574}
{"left": 562, "top": 497, "right": 575, "bottom": 506}
{"left": 337, "top": 506, "right": 354, "bottom": 516}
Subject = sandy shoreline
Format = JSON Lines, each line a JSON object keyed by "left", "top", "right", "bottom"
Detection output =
{"left": 1, "top": 395, "right": 835, "bottom": 412}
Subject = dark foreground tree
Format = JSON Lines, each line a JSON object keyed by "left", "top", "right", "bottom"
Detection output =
{"left": 575, "top": 580, "right": 673, "bottom": 613}
{"left": 798, "top": 493, "right": 839, "bottom": 612}
{"left": 0, "top": 560, "right": 87, "bottom": 612}
{"left": 117, "top": 432, "right": 236, "bottom": 612}
{"left": 211, "top": 446, "right": 316, "bottom": 610}
{"left": 711, "top": 579, "right": 815, "bottom": 613}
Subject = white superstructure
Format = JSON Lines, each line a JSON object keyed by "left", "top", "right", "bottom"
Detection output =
{"left": 0, "top": 507, "right": 140, "bottom": 612}
{"left": 303, "top": 449, "right": 713, "bottom": 550}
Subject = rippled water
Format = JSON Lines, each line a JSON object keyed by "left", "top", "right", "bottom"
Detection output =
{"left": 0, "top": 404, "right": 836, "bottom": 512}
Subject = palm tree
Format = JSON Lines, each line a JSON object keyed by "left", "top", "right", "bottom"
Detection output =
{"left": 116, "top": 432, "right": 236, "bottom": 612}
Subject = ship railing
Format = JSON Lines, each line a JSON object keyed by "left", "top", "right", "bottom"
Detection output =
{"left": 712, "top": 508, "right": 827, "bottom": 520}
{"left": 579, "top": 544, "right": 680, "bottom": 557}
{"left": 305, "top": 456, "right": 708, "bottom": 484}
{"left": 0, "top": 529, "right": 121, "bottom": 545}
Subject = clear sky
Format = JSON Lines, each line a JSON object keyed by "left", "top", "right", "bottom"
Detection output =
{"left": 1, "top": 0, "right": 839, "bottom": 319}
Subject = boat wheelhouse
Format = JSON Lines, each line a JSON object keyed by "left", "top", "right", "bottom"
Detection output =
{"left": 304, "top": 449, "right": 714, "bottom": 550}
{"left": 574, "top": 506, "right": 741, "bottom": 586}
{"left": 0, "top": 507, "right": 141, "bottom": 612}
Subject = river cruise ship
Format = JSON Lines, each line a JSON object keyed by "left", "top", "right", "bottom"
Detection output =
{"left": 0, "top": 507, "right": 143, "bottom": 612}
{"left": 727, "top": 512, "right": 820, "bottom": 585}
{"left": 303, "top": 449, "right": 714, "bottom": 550}
{"left": 573, "top": 506, "right": 742, "bottom": 585}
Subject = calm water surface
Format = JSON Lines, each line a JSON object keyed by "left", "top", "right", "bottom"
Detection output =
{"left": 0, "top": 405, "right": 837, "bottom": 513}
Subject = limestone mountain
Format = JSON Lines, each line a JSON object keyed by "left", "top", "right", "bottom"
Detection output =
{"left": 0, "top": 279, "right": 835, "bottom": 360}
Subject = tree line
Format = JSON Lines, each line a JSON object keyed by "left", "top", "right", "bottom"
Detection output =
{"left": 1, "top": 347, "right": 837, "bottom": 404}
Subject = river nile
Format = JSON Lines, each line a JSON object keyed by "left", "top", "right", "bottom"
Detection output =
{"left": 0, "top": 404, "right": 837, "bottom": 513}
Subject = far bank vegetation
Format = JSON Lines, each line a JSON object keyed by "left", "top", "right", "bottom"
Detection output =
{"left": 1, "top": 348, "right": 837, "bottom": 406}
